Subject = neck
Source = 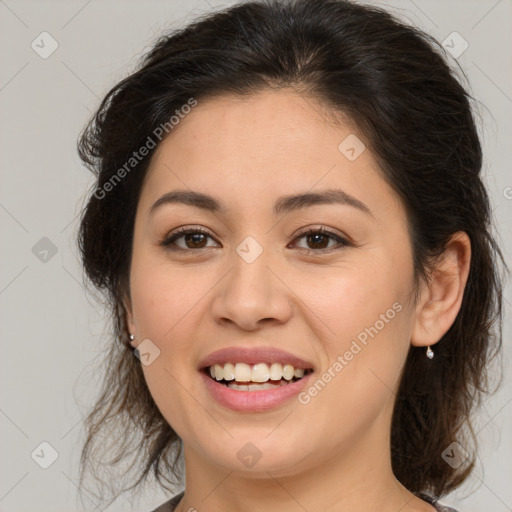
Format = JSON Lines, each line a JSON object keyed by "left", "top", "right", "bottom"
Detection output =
{"left": 174, "top": 421, "right": 434, "bottom": 512}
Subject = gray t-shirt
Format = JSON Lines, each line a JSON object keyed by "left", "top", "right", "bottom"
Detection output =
{"left": 150, "top": 491, "right": 460, "bottom": 511}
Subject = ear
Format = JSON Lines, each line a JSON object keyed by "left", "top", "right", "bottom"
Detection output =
{"left": 411, "top": 231, "right": 471, "bottom": 349}
{"left": 123, "top": 294, "right": 137, "bottom": 347}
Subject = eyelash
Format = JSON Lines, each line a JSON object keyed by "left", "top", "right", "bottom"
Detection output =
{"left": 159, "top": 225, "right": 351, "bottom": 254}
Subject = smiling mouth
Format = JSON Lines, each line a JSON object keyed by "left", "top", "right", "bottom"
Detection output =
{"left": 201, "top": 367, "right": 313, "bottom": 391}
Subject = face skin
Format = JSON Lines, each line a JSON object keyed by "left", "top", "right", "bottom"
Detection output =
{"left": 124, "top": 89, "right": 471, "bottom": 512}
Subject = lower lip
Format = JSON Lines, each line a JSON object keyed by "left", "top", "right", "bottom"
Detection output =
{"left": 200, "top": 370, "right": 313, "bottom": 412}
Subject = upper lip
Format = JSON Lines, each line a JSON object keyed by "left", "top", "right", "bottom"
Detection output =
{"left": 199, "top": 346, "right": 315, "bottom": 370}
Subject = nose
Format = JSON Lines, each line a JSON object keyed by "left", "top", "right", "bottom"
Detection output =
{"left": 211, "top": 246, "right": 293, "bottom": 331}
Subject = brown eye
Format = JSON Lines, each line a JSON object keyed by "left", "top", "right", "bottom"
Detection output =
{"left": 160, "top": 227, "right": 218, "bottom": 251}
{"left": 160, "top": 225, "right": 351, "bottom": 254}
{"left": 291, "top": 226, "right": 351, "bottom": 253}
{"left": 304, "top": 232, "right": 330, "bottom": 249}
{"left": 182, "top": 232, "right": 208, "bottom": 249}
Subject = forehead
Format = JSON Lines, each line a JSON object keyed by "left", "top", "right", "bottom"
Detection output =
{"left": 140, "top": 90, "right": 405, "bottom": 223}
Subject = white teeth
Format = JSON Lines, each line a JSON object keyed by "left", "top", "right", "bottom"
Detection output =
{"left": 251, "top": 363, "right": 270, "bottom": 382}
{"left": 227, "top": 380, "right": 288, "bottom": 391}
{"left": 214, "top": 364, "right": 224, "bottom": 380}
{"left": 269, "top": 362, "right": 283, "bottom": 380}
{"left": 208, "top": 362, "right": 310, "bottom": 382}
{"left": 234, "top": 362, "right": 252, "bottom": 382}
{"left": 282, "top": 364, "right": 294, "bottom": 380}
{"left": 223, "top": 362, "right": 235, "bottom": 381}
{"left": 294, "top": 368, "right": 305, "bottom": 378}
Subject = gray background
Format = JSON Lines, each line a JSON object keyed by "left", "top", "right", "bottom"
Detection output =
{"left": 0, "top": 0, "right": 510, "bottom": 511}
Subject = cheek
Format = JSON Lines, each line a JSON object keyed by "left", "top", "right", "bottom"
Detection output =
{"left": 128, "top": 254, "right": 215, "bottom": 365}
{"left": 305, "top": 257, "right": 405, "bottom": 346}
{"left": 129, "top": 255, "right": 208, "bottom": 339}
{"left": 297, "top": 304, "right": 409, "bottom": 455}
{"left": 297, "top": 259, "right": 410, "bottom": 418}
{"left": 129, "top": 261, "right": 211, "bottom": 433}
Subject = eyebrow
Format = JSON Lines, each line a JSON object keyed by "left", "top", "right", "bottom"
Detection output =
{"left": 148, "top": 188, "right": 374, "bottom": 219}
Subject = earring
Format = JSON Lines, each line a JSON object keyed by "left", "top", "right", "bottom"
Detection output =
{"left": 129, "top": 334, "right": 135, "bottom": 341}
{"left": 426, "top": 299, "right": 435, "bottom": 358}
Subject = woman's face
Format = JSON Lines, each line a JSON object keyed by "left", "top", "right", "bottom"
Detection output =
{"left": 126, "top": 90, "right": 422, "bottom": 477}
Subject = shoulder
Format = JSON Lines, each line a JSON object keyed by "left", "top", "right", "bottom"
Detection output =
{"left": 433, "top": 504, "right": 460, "bottom": 512}
{"left": 149, "top": 490, "right": 184, "bottom": 512}
{"left": 418, "top": 492, "right": 459, "bottom": 512}
{"left": 149, "top": 491, "right": 461, "bottom": 512}
{"left": 417, "top": 492, "right": 460, "bottom": 512}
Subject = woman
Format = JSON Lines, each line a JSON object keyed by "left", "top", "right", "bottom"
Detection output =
{"left": 76, "top": 1, "right": 507, "bottom": 511}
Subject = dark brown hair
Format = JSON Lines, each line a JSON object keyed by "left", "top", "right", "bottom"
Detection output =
{"left": 76, "top": 0, "right": 507, "bottom": 506}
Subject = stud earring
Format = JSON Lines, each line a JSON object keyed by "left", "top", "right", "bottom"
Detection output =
{"left": 129, "top": 334, "right": 135, "bottom": 341}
